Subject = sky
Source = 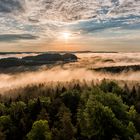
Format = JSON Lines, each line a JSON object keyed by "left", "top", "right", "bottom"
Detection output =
{"left": 0, "top": 0, "right": 140, "bottom": 52}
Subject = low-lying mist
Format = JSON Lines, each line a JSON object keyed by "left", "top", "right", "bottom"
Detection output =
{"left": 0, "top": 66, "right": 140, "bottom": 91}
{"left": 0, "top": 52, "right": 140, "bottom": 92}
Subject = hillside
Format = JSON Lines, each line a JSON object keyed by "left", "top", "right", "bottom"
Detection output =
{"left": 0, "top": 53, "right": 77, "bottom": 68}
{"left": 93, "top": 65, "right": 140, "bottom": 73}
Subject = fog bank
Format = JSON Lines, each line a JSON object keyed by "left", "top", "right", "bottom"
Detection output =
{"left": 0, "top": 52, "right": 140, "bottom": 91}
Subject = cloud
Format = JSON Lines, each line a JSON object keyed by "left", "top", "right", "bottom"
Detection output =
{"left": 0, "top": 0, "right": 25, "bottom": 13}
{"left": 1, "top": 0, "right": 139, "bottom": 22}
{"left": 0, "top": 34, "right": 38, "bottom": 42}
{"left": 0, "top": 0, "right": 140, "bottom": 50}
{"left": 67, "top": 14, "right": 140, "bottom": 34}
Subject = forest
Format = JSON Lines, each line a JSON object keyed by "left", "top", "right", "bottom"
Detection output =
{"left": 0, "top": 53, "right": 77, "bottom": 68}
{"left": 0, "top": 80, "right": 140, "bottom": 140}
{"left": 94, "top": 65, "right": 140, "bottom": 74}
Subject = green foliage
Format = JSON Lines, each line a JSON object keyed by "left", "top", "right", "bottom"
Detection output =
{"left": 0, "top": 103, "right": 6, "bottom": 116}
{"left": 0, "top": 115, "right": 12, "bottom": 129}
{"left": 53, "top": 105, "right": 76, "bottom": 140}
{"left": 0, "top": 80, "right": 139, "bottom": 140}
{"left": 27, "top": 120, "right": 51, "bottom": 140}
{"left": 0, "top": 115, "right": 13, "bottom": 140}
{"left": 127, "top": 121, "right": 137, "bottom": 137}
{"left": 129, "top": 106, "right": 137, "bottom": 120}
{"left": 78, "top": 97, "right": 129, "bottom": 139}
{"left": 134, "top": 133, "right": 140, "bottom": 140}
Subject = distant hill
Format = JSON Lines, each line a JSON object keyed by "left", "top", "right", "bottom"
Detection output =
{"left": 0, "top": 53, "right": 77, "bottom": 68}
{"left": 23, "top": 53, "right": 77, "bottom": 62}
{"left": 93, "top": 65, "right": 140, "bottom": 73}
{"left": 23, "top": 53, "right": 62, "bottom": 61}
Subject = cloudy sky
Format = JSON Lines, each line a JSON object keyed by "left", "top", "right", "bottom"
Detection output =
{"left": 0, "top": 0, "right": 140, "bottom": 52}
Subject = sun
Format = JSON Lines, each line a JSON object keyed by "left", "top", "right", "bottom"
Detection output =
{"left": 58, "top": 31, "right": 72, "bottom": 43}
{"left": 62, "top": 32, "right": 71, "bottom": 40}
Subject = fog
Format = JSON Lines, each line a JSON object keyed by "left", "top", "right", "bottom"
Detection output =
{"left": 0, "top": 52, "right": 140, "bottom": 91}
{"left": 0, "top": 53, "right": 39, "bottom": 59}
{"left": 75, "top": 52, "right": 140, "bottom": 68}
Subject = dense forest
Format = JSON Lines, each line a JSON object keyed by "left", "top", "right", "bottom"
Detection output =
{"left": 0, "top": 80, "right": 140, "bottom": 140}
{"left": 0, "top": 53, "right": 77, "bottom": 68}
{"left": 93, "top": 65, "right": 140, "bottom": 74}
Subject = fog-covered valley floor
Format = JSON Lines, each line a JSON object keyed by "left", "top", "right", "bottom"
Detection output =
{"left": 0, "top": 52, "right": 140, "bottom": 91}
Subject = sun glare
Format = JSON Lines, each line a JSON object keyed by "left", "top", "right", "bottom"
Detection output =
{"left": 62, "top": 32, "right": 71, "bottom": 40}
